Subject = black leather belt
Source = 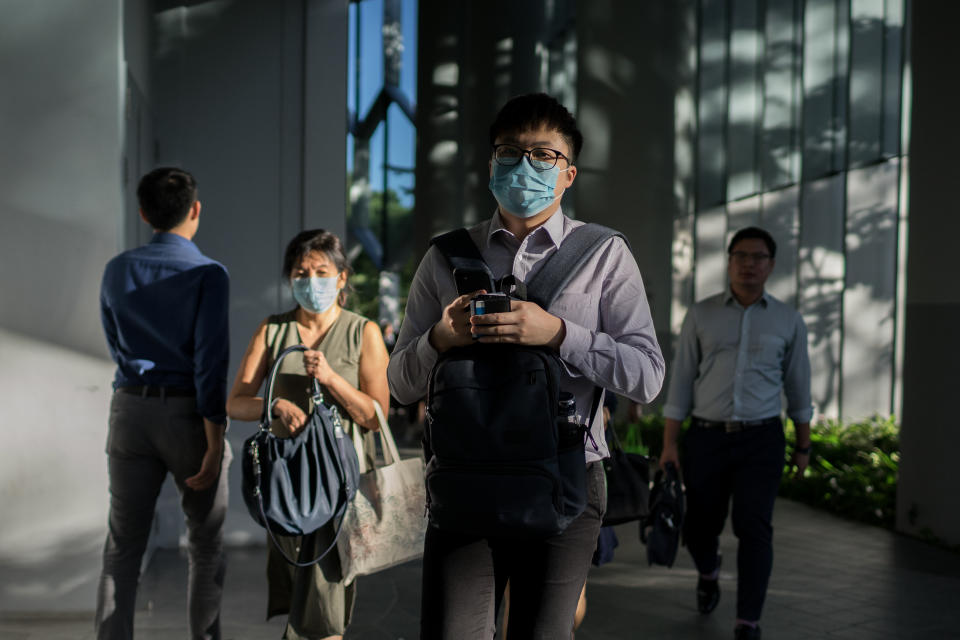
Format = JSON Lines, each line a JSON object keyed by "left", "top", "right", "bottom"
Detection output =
{"left": 691, "top": 416, "right": 780, "bottom": 433}
{"left": 119, "top": 385, "right": 195, "bottom": 398}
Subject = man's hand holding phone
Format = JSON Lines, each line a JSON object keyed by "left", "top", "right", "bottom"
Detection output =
{"left": 429, "top": 290, "right": 485, "bottom": 354}
{"left": 470, "top": 299, "right": 566, "bottom": 350}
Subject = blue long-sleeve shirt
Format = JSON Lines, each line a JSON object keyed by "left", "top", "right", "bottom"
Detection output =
{"left": 100, "top": 232, "right": 230, "bottom": 424}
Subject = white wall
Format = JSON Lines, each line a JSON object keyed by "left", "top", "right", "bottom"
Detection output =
{"left": 0, "top": 0, "right": 351, "bottom": 569}
{"left": 151, "top": 0, "right": 348, "bottom": 544}
{"left": 0, "top": 1, "right": 124, "bottom": 562}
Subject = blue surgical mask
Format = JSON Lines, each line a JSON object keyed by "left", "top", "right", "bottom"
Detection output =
{"left": 291, "top": 275, "right": 340, "bottom": 314}
{"left": 488, "top": 161, "right": 568, "bottom": 218}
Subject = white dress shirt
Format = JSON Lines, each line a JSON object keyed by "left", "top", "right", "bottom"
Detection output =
{"left": 387, "top": 209, "right": 665, "bottom": 462}
{"left": 663, "top": 289, "right": 813, "bottom": 424}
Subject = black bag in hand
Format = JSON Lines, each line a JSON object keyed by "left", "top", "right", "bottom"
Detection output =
{"left": 641, "top": 462, "right": 684, "bottom": 567}
{"left": 601, "top": 426, "right": 651, "bottom": 526}
{"left": 241, "top": 344, "right": 360, "bottom": 566}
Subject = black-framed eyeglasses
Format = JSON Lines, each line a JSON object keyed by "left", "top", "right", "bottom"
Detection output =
{"left": 492, "top": 144, "right": 570, "bottom": 172}
{"left": 729, "top": 251, "right": 771, "bottom": 263}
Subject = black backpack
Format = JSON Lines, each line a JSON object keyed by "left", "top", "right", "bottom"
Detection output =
{"left": 424, "top": 223, "right": 623, "bottom": 538}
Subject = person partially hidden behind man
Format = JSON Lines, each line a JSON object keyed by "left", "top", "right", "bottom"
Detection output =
{"left": 659, "top": 226, "right": 813, "bottom": 640}
{"left": 96, "top": 167, "right": 231, "bottom": 640}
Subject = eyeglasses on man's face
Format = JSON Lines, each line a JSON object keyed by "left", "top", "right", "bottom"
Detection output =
{"left": 729, "top": 251, "right": 771, "bottom": 264}
{"left": 492, "top": 144, "right": 570, "bottom": 172}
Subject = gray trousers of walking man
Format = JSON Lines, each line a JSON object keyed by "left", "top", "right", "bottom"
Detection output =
{"left": 95, "top": 391, "right": 232, "bottom": 640}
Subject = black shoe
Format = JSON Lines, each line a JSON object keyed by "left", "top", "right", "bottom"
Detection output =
{"left": 696, "top": 575, "right": 720, "bottom": 614}
{"left": 696, "top": 554, "right": 721, "bottom": 614}
{"left": 734, "top": 624, "right": 761, "bottom": 640}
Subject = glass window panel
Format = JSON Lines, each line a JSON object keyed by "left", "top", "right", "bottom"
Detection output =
{"left": 727, "top": 194, "right": 761, "bottom": 236}
{"left": 358, "top": 0, "right": 385, "bottom": 118}
{"left": 761, "top": 0, "right": 800, "bottom": 190}
{"left": 842, "top": 160, "right": 899, "bottom": 419}
{"left": 694, "top": 205, "right": 728, "bottom": 300}
{"left": 882, "top": 0, "right": 904, "bottom": 157}
{"left": 401, "top": 0, "right": 418, "bottom": 103}
{"left": 832, "top": 0, "right": 850, "bottom": 172}
{"left": 802, "top": 0, "right": 847, "bottom": 179}
{"left": 727, "top": 0, "right": 761, "bottom": 200}
{"left": 760, "top": 185, "right": 800, "bottom": 304}
{"left": 849, "top": 0, "right": 885, "bottom": 166}
{"left": 384, "top": 103, "right": 416, "bottom": 267}
{"left": 696, "top": 0, "right": 729, "bottom": 208}
{"left": 799, "top": 175, "right": 845, "bottom": 418}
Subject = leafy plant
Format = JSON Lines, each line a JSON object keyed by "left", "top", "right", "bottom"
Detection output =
{"left": 345, "top": 188, "right": 418, "bottom": 323}
{"left": 779, "top": 415, "right": 899, "bottom": 528}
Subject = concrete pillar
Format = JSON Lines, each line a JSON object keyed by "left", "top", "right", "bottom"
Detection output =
{"left": 896, "top": 1, "right": 960, "bottom": 546}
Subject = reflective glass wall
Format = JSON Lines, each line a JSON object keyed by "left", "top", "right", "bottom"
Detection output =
{"left": 675, "top": 0, "right": 910, "bottom": 421}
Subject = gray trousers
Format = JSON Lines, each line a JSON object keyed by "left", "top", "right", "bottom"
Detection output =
{"left": 95, "top": 390, "right": 231, "bottom": 640}
{"left": 420, "top": 461, "right": 607, "bottom": 639}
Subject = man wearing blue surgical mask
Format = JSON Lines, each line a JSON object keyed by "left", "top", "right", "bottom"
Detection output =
{"left": 388, "top": 93, "right": 665, "bottom": 639}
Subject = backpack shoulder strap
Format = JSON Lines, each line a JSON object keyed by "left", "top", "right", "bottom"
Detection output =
{"left": 525, "top": 223, "right": 627, "bottom": 309}
{"left": 430, "top": 228, "right": 493, "bottom": 277}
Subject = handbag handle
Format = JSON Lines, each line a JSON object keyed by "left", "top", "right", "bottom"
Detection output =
{"left": 259, "top": 344, "right": 323, "bottom": 429}
{"left": 351, "top": 400, "right": 400, "bottom": 474}
{"left": 372, "top": 400, "right": 401, "bottom": 466}
{"left": 606, "top": 417, "right": 626, "bottom": 453}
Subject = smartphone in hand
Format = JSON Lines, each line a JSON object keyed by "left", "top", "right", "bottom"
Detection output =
{"left": 453, "top": 267, "right": 495, "bottom": 296}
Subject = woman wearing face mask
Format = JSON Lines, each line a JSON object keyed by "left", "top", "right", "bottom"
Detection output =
{"left": 227, "top": 229, "right": 390, "bottom": 640}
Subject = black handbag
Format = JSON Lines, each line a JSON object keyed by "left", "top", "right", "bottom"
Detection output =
{"left": 241, "top": 344, "right": 360, "bottom": 566}
{"left": 641, "top": 462, "right": 684, "bottom": 567}
{"left": 601, "top": 425, "right": 651, "bottom": 526}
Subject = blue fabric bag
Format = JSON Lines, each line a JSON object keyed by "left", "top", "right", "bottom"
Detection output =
{"left": 241, "top": 344, "right": 360, "bottom": 566}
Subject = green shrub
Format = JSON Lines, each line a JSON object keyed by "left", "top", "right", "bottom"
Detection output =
{"left": 613, "top": 412, "right": 900, "bottom": 529}
{"left": 780, "top": 415, "right": 899, "bottom": 528}
{"left": 612, "top": 413, "right": 667, "bottom": 457}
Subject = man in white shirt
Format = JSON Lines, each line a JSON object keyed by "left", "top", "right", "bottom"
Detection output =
{"left": 388, "top": 93, "right": 665, "bottom": 639}
{"left": 660, "top": 226, "right": 813, "bottom": 640}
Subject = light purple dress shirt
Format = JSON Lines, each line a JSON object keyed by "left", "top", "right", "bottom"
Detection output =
{"left": 387, "top": 209, "right": 665, "bottom": 462}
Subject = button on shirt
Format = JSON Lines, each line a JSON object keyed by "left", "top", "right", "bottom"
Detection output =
{"left": 663, "top": 290, "right": 813, "bottom": 424}
{"left": 387, "top": 209, "right": 666, "bottom": 462}
{"left": 100, "top": 232, "right": 230, "bottom": 424}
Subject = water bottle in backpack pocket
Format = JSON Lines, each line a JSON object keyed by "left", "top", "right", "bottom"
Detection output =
{"left": 556, "top": 391, "right": 588, "bottom": 519}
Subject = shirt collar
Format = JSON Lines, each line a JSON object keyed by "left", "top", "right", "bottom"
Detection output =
{"left": 486, "top": 207, "right": 567, "bottom": 250}
{"left": 150, "top": 231, "right": 199, "bottom": 251}
{"left": 723, "top": 288, "right": 770, "bottom": 308}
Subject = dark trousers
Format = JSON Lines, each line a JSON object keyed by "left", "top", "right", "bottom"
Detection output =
{"left": 420, "top": 461, "right": 606, "bottom": 640}
{"left": 95, "top": 391, "right": 231, "bottom": 640}
{"left": 682, "top": 420, "right": 784, "bottom": 622}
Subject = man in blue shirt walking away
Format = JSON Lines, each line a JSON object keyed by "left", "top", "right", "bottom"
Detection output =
{"left": 660, "top": 227, "right": 813, "bottom": 640}
{"left": 96, "top": 167, "right": 231, "bottom": 640}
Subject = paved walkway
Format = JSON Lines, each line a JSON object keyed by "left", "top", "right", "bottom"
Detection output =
{"left": 2, "top": 498, "right": 960, "bottom": 639}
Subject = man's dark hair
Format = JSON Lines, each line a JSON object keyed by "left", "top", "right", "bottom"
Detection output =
{"left": 489, "top": 93, "right": 583, "bottom": 163}
{"left": 137, "top": 167, "right": 198, "bottom": 231}
{"left": 282, "top": 229, "right": 353, "bottom": 306}
{"left": 728, "top": 226, "right": 777, "bottom": 259}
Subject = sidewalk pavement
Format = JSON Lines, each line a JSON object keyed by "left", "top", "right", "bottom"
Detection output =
{"left": 2, "top": 497, "right": 959, "bottom": 639}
